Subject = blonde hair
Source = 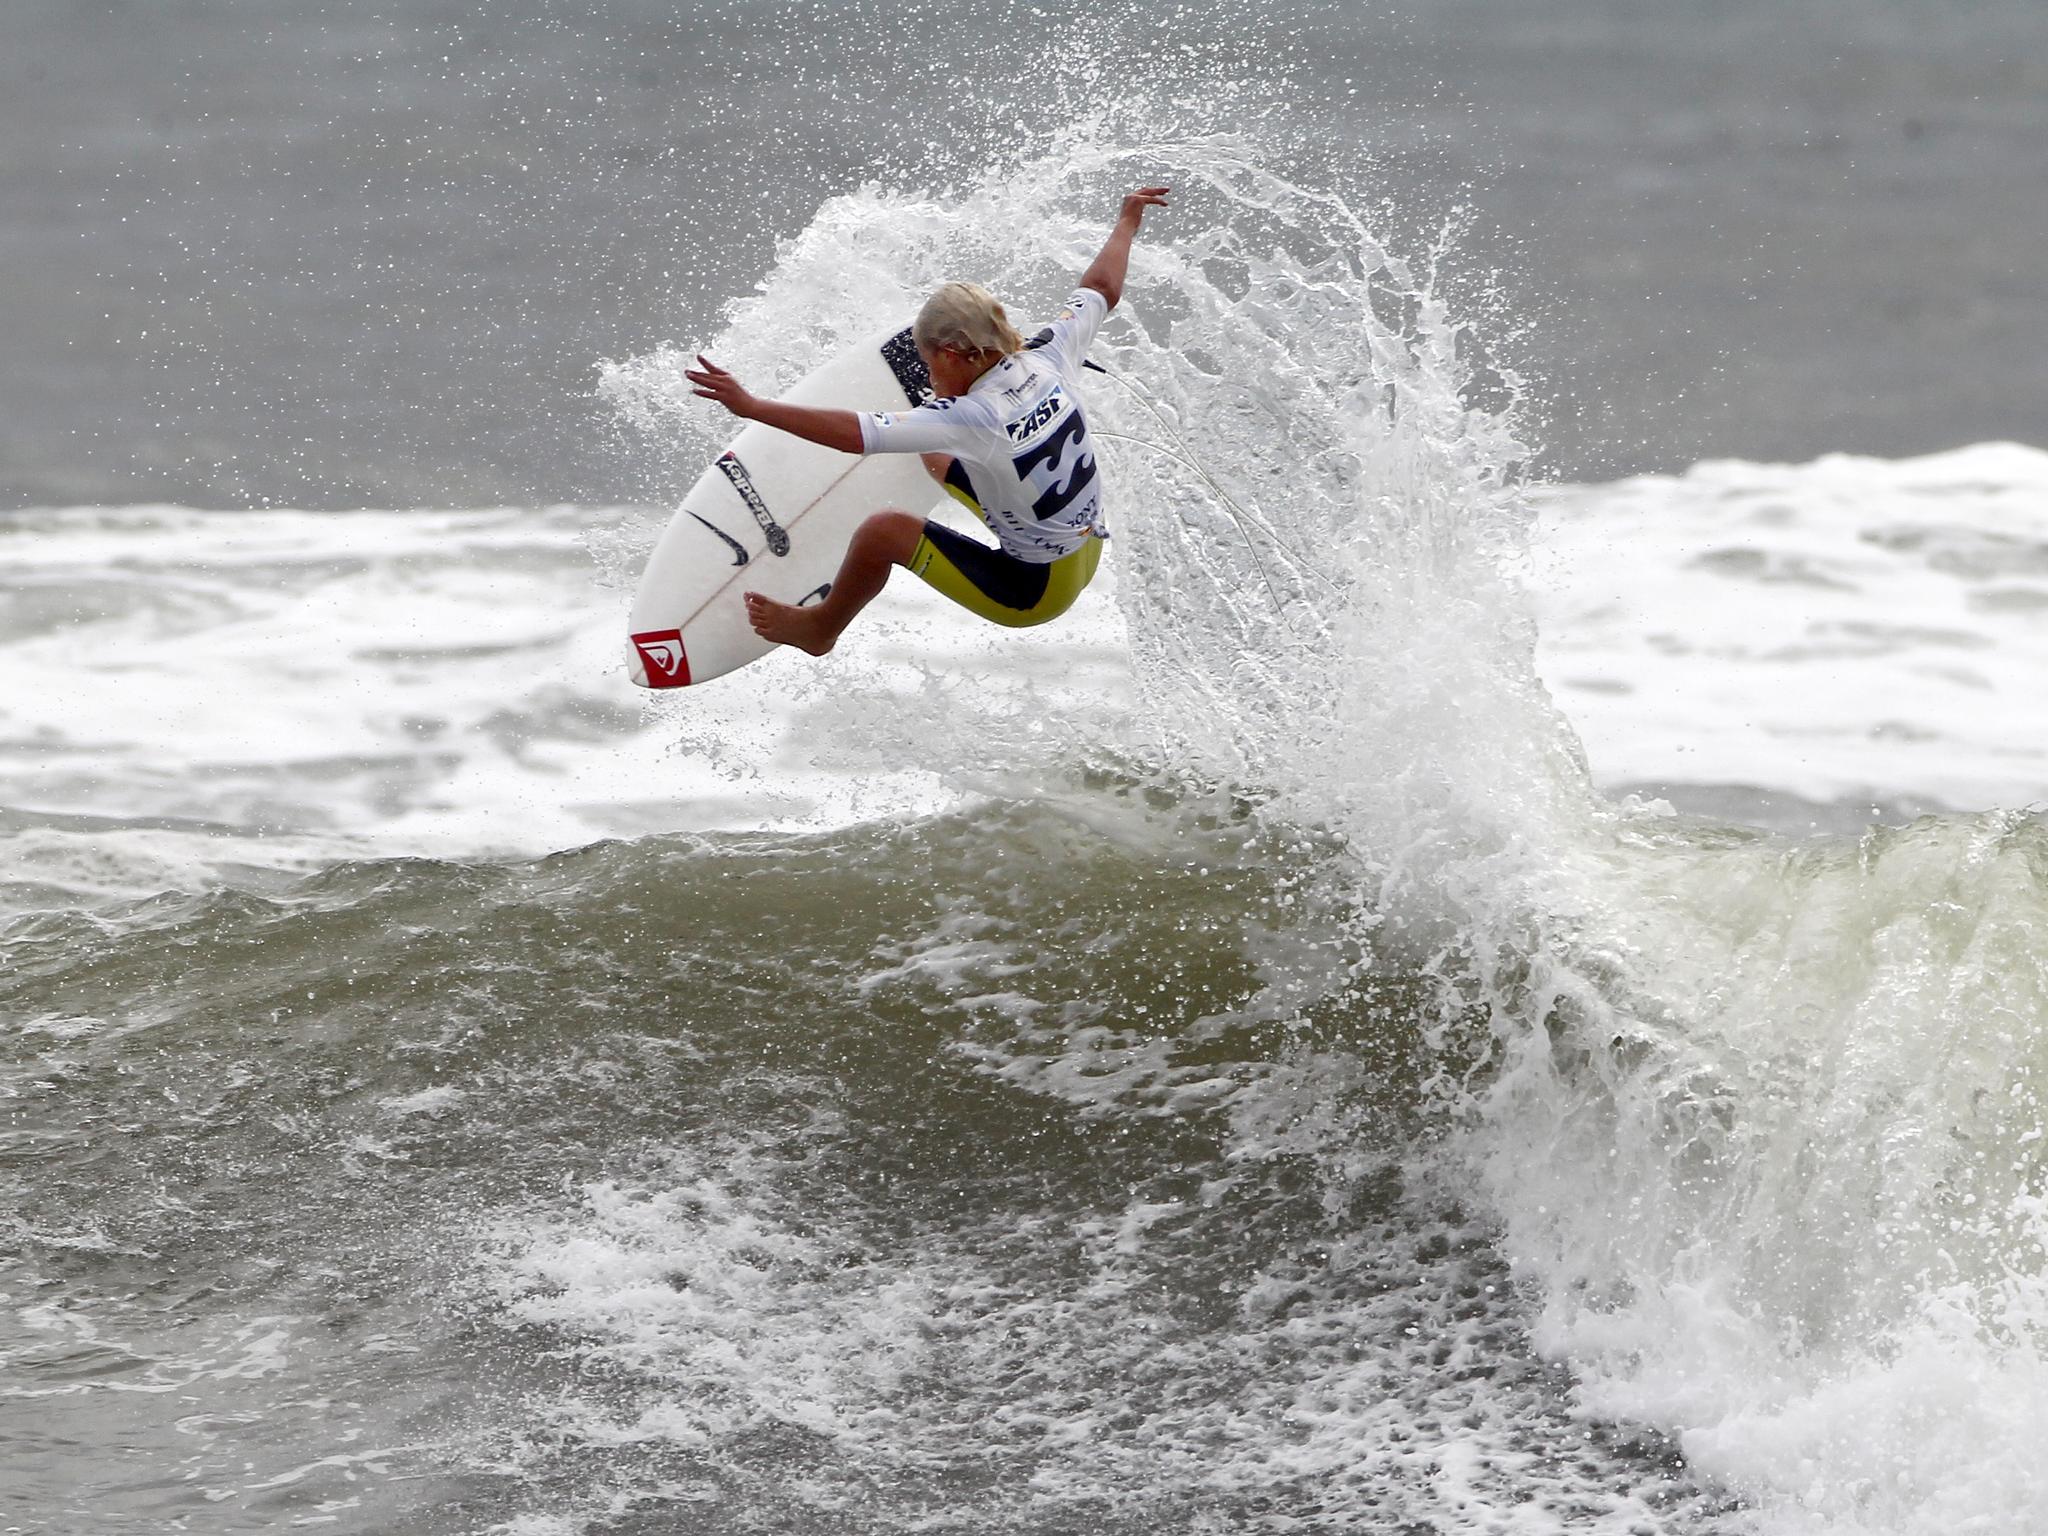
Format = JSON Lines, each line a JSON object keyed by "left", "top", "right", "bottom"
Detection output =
{"left": 913, "top": 281, "right": 1024, "bottom": 360}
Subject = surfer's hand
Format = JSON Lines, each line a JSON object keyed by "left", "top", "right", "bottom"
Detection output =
{"left": 1082, "top": 187, "right": 1171, "bottom": 309}
{"left": 1120, "top": 186, "right": 1170, "bottom": 226}
{"left": 685, "top": 355, "right": 756, "bottom": 418}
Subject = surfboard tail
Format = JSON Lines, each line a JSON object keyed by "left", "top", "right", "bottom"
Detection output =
{"left": 629, "top": 629, "right": 692, "bottom": 688}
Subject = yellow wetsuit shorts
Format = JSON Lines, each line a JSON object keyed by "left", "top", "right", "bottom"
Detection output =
{"left": 907, "top": 462, "right": 1104, "bottom": 628}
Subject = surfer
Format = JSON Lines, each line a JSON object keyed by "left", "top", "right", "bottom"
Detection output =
{"left": 684, "top": 186, "right": 1169, "bottom": 655}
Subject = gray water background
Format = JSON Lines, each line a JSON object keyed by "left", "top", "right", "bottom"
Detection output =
{"left": 6, "top": 0, "right": 2045, "bottom": 510}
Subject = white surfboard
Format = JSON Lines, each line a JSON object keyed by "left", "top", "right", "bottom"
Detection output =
{"left": 626, "top": 327, "right": 940, "bottom": 689}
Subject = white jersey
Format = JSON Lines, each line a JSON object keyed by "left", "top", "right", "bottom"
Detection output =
{"left": 859, "top": 287, "right": 1110, "bottom": 563}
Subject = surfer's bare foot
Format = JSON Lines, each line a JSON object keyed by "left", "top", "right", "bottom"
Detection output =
{"left": 744, "top": 591, "right": 839, "bottom": 655}
{"left": 740, "top": 511, "right": 919, "bottom": 660}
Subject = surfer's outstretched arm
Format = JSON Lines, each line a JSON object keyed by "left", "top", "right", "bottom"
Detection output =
{"left": 684, "top": 357, "right": 865, "bottom": 453}
{"left": 1078, "top": 186, "right": 1170, "bottom": 310}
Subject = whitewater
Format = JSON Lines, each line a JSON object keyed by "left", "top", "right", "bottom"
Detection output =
{"left": 8, "top": 139, "right": 2048, "bottom": 1536}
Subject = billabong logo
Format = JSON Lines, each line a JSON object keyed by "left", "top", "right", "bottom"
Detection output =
{"left": 715, "top": 452, "right": 791, "bottom": 557}
{"left": 797, "top": 582, "right": 832, "bottom": 607}
{"left": 631, "top": 629, "right": 691, "bottom": 688}
{"left": 688, "top": 510, "right": 748, "bottom": 566}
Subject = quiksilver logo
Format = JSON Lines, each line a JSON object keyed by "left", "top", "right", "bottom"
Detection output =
{"left": 716, "top": 452, "right": 791, "bottom": 557}
{"left": 631, "top": 629, "right": 691, "bottom": 688}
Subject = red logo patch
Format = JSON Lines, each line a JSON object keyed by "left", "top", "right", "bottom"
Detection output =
{"left": 631, "top": 629, "right": 691, "bottom": 688}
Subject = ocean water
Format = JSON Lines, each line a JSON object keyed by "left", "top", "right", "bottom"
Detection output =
{"left": 8, "top": 5, "right": 2048, "bottom": 1536}
{"left": 10, "top": 0, "right": 2048, "bottom": 505}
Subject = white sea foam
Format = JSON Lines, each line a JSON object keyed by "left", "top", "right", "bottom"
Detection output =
{"left": 476, "top": 1131, "right": 1717, "bottom": 1534}
{"left": 9, "top": 438, "right": 2042, "bottom": 914}
{"left": 1533, "top": 443, "right": 2048, "bottom": 814}
{"left": 0, "top": 501, "right": 1134, "bottom": 911}
{"left": 377, "top": 1086, "right": 468, "bottom": 1119}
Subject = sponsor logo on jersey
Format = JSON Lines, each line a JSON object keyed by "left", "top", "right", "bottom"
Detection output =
{"left": 1011, "top": 409, "right": 1098, "bottom": 523}
{"left": 631, "top": 629, "right": 691, "bottom": 688}
{"left": 1000, "top": 362, "right": 1036, "bottom": 404}
{"left": 1004, "top": 385, "right": 1067, "bottom": 446}
{"left": 715, "top": 452, "right": 791, "bottom": 557}
{"left": 687, "top": 510, "right": 748, "bottom": 566}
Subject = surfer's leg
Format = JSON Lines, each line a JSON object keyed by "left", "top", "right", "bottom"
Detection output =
{"left": 908, "top": 523, "right": 1104, "bottom": 629}
{"left": 904, "top": 458, "right": 1103, "bottom": 626}
{"left": 742, "top": 509, "right": 923, "bottom": 657}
